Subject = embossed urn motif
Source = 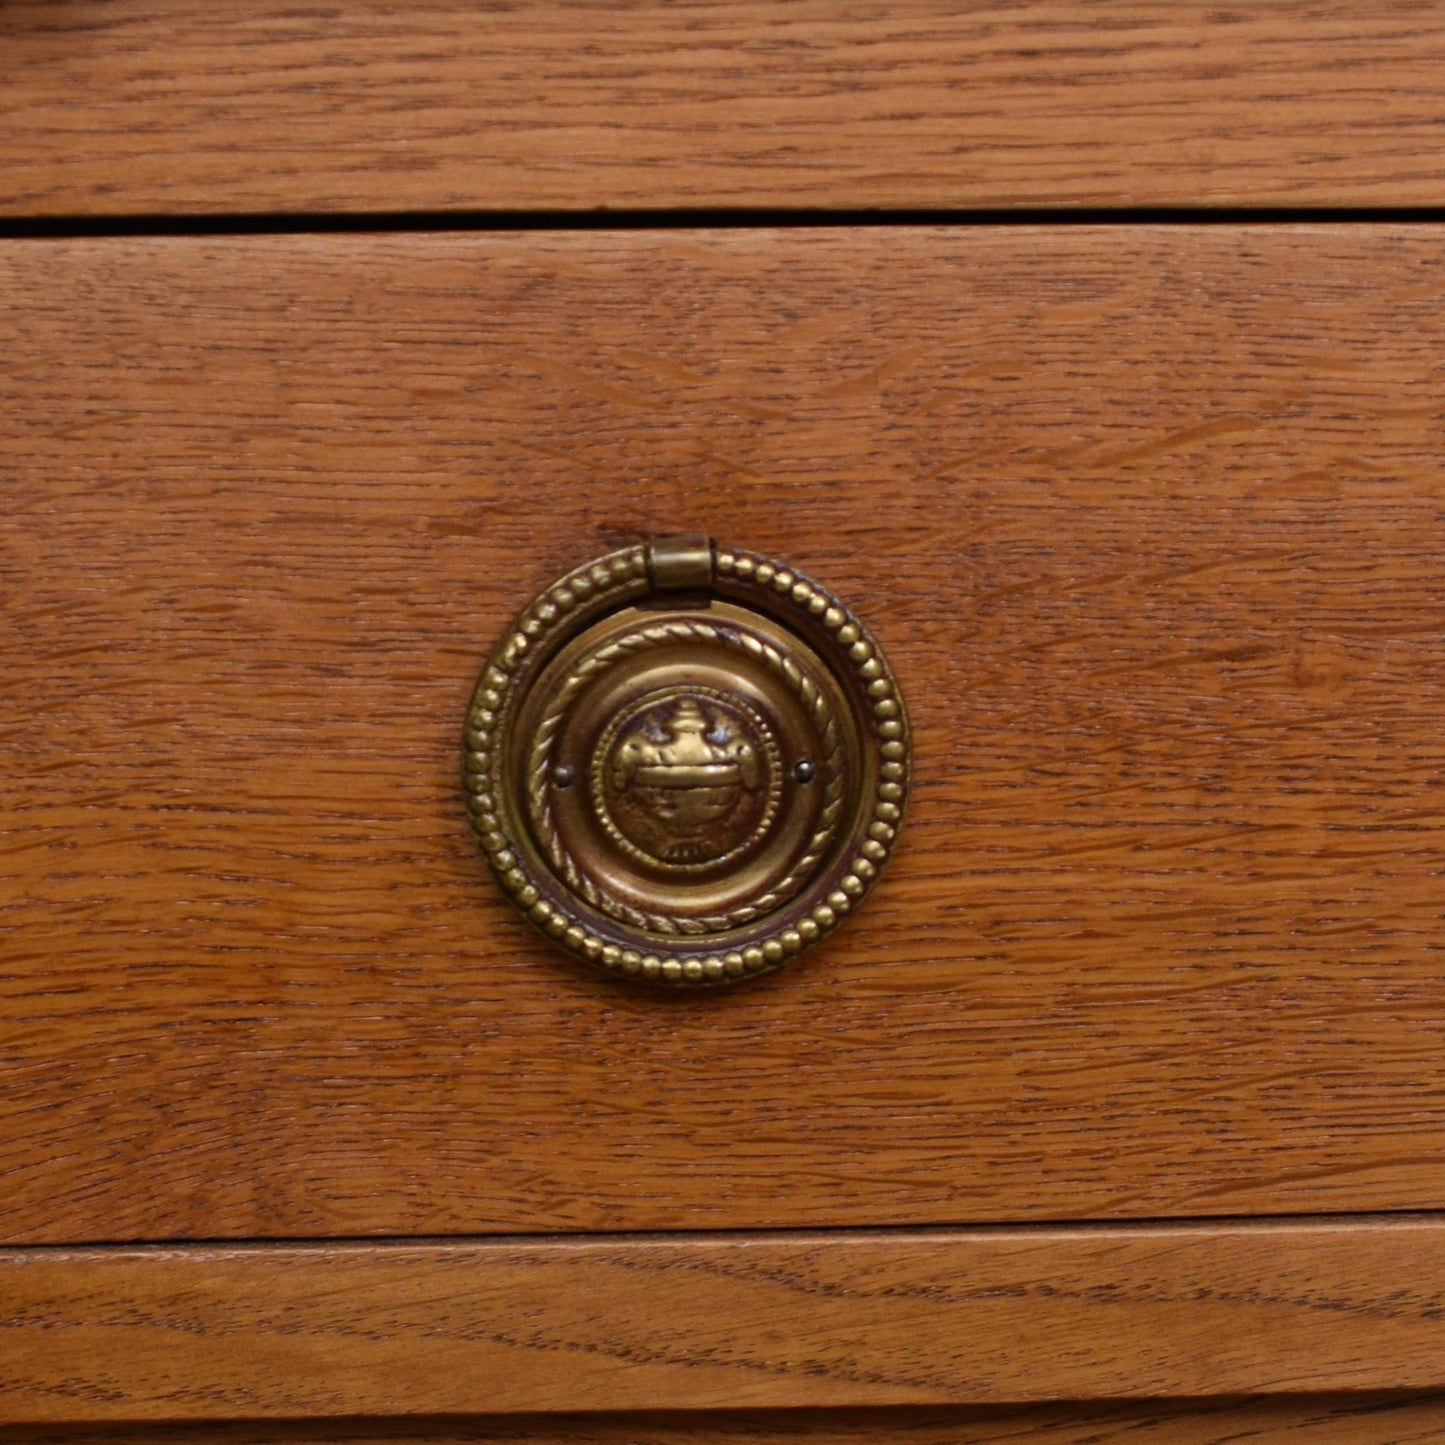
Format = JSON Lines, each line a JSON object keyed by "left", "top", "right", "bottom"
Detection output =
{"left": 464, "top": 536, "right": 909, "bottom": 986}
{"left": 598, "top": 692, "right": 778, "bottom": 868}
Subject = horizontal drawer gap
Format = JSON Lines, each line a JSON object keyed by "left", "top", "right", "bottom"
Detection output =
{"left": 7, "top": 205, "right": 1445, "bottom": 240}
{"left": 13, "top": 1399, "right": 1445, "bottom": 1445}
{"left": 12, "top": 1207, "right": 1445, "bottom": 1255}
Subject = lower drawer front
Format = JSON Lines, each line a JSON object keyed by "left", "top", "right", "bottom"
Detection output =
{"left": 10, "top": 1222, "right": 1445, "bottom": 1420}
{"left": 3, "top": 226, "right": 1444, "bottom": 1243}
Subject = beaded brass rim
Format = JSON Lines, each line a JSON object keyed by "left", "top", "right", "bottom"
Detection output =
{"left": 463, "top": 537, "right": 909, "bottom": 987}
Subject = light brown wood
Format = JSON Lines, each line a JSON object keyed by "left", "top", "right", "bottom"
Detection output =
{"left": 6, "top": 2, "right": 1445, "bottom": 215}
{"left": 13, "top": 1397, "right": 1445, "bottom": 1444}
{"left": 9, "top": 1221, "right": 1445, "bottom": 1421}
{"left": 4, "top": 226, "right": 1445, "bottom": 1242}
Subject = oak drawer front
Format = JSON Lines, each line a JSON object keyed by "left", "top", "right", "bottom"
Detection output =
{"left": 3, "top": 226, "right": 1443, "bottom": 1244}
{"left": 10, "top": 1224, "right": 1445, "bottom": 1421}
{"left": 6, "top": 1, "right": 1445, "bottom": 215}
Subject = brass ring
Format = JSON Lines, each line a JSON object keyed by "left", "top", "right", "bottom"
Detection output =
{"left": 463, "top": 537, "right": 909, "bottom": 987}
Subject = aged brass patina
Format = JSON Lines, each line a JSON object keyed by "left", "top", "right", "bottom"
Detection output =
{"left": 463, "top": 536, "right": 909, "bottom": 986}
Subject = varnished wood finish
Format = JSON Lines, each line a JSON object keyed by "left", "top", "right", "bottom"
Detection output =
{"left": 14, "top": 1397, "right": 1445, "bottom": 1444}
{"left": 6, "top": 3, "right": 1445, "bottom": 215}
{"left": 4, "top": 227, "right": 1445, "bottom": 1242}
{"left": 9, "top": 1221, "right": 1445, "bottom": 1421}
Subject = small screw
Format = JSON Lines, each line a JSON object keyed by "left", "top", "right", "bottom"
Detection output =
{"left": 794, "top": 760, "right": 815, "bottom": 784}
{"left": 553, "top": 764, "right": 575, "bottom": 790}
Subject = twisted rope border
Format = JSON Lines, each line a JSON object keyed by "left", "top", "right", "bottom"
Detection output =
{"left": 526, "top": 620, "right": 844, "bottom": 936}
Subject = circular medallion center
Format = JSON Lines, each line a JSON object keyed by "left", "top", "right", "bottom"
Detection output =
{"left": 591, "top": 688, "right": 781, "bottom": 870}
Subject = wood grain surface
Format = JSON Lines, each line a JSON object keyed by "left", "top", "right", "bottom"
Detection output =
{"left": 13, "top": 1397, "right": 1445, "bottom": 1445}
{"left": 9, "top": 1220, "right": 1445, "bottom": 1420}
{"left": 6, "top": 2, "right": 1445, "bottom": 215}
{"left": 3, "top": 226, "right": 1445, "bottom": 1243}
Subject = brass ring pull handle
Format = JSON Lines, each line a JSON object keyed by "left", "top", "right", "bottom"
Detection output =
{"left": 464, "top": 536, "right": 909, "bottom": 987}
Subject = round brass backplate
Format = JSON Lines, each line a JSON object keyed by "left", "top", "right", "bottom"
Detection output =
{"left": 463, "top": 536, "right": 909, "bottom": 987}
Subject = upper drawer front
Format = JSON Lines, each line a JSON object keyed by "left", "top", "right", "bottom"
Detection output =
{"left": 3, "top": 226, "right": 1443, "bottom": 1244}
{"left": 5, "top": 3, "right": 1445, "bottom": 215}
